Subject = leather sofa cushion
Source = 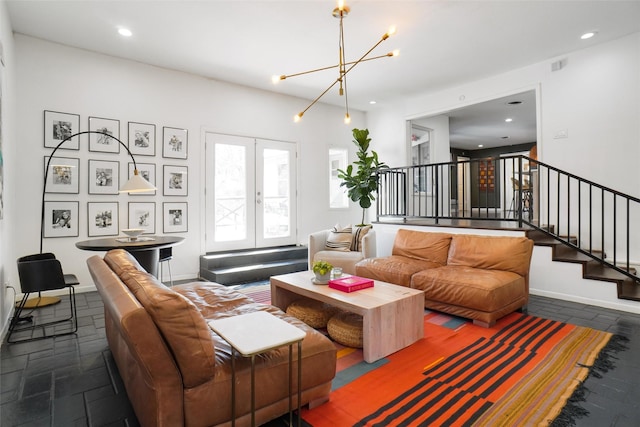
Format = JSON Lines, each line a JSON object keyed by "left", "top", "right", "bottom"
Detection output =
{"left": 447, "top": 235, "right": 534, "bottom": 277}
{"left": 412, "top": 265, "right": 525, "bottom": 312}
{"left": 355, "top": 256, "right": 442, "bottom": 287}
{"left": 119, "top": 268, "right": 216, "bottom": 388}
{"left": 392, "top": 229, "right": 452, "bottom": 266}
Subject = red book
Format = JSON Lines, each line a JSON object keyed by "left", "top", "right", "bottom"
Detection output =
{"left": 328, "top": 276, "right": 374, "bottom": 293}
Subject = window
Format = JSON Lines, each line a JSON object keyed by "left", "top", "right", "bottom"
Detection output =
{"left": 329, "top": 148, "right": 348, "bottom": 208}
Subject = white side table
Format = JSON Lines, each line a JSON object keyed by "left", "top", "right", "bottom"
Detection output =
{"left": 209, "top": 311, "right": 306, "bottom": 427}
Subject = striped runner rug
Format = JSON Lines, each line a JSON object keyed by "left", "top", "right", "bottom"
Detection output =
{"left": 236, "top": 284, "right": 617, "bottom": 426}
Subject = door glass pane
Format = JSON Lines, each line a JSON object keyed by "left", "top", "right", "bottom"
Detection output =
{"left": 214, "top": 143, "right": 247, "bottom": 241}
{"left": 262, "top": 148, "right": 290, "bottom": 239}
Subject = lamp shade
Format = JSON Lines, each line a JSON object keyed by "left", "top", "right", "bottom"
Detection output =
{"left": 120, "top": 170, "right": 157, "bottom": 193}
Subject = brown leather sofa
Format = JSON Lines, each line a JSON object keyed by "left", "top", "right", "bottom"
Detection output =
{"left": 355, "top": 229, "right": 534, "bottom": 327}
{"left": 86, "top": 249, "right": 336, "bottom": 427}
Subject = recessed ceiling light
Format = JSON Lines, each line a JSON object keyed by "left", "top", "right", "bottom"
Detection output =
{"left": 505, "top": 118, "right": 513, "bottom": 123}
{"left": 581, "top": 31, "right": 597, "bottom": 40}
{"left": 118, "top": 28, "right": 133, "bottom": 37}
{"left": 478, "top": 144, "right": 484, "bottom": 148}
{"left": 369, "top": 100, "right": 377, "bottom": 105}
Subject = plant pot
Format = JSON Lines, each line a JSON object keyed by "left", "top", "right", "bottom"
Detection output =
{"left": 314, "top": 272, "right": 331, "bottom": 284}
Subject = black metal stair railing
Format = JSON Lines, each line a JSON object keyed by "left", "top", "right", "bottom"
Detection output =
{"left": 376, "top": 155, "right": 640, "bottom": 283}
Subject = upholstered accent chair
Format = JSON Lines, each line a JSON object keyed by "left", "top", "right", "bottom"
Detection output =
{"left": 308, "top": 225, "right": 376, "bottom": 275}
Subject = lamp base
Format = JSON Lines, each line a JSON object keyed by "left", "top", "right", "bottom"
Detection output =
{"left": 19, "top": 296, "right": 61, "bottom": 309}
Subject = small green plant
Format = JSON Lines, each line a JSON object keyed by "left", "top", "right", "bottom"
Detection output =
{"left": 338, "top": 128, "right": 388, "bottom": 226}
{"left": 312, "top": 260, "right": 333, "bottom": 276}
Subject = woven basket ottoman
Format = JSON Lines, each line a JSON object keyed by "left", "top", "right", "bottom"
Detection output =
{"left": 327, "top": 311, "right": 363, "bottom": 348}
{"left": 286, "top": 299, "right": 339, "bottom": 329}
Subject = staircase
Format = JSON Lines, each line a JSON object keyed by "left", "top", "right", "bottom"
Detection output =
{"left": 199, "top": 246, "right": 308, "bottom": 286}
{"left": 526, "top": 229, "right": 640, "bottom": 302}
{"left": 376, "top": 154, "right": 640, "bottom": 304}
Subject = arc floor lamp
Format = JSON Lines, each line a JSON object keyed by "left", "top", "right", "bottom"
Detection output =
{"left": 40, "top": 130, "right": 156, "bottom": 253}
{"left": 13, "top": 130, "right": 156, "bottom": 313}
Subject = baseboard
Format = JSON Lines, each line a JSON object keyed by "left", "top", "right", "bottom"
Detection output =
{"left": 530, "top": 289, "right": 640, "bottom": 315}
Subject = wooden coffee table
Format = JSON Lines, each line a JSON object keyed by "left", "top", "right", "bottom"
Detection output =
{"left": 271, "top": 271, "right": 424, "bottom": 363}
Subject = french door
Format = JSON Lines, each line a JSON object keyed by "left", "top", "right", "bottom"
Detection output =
{"left": 205, "top": 133, "right": 297, "bottom": 252}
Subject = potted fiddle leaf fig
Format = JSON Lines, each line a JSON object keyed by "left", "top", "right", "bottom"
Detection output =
{"left": 337, "top": 128, "right": 388, "bottom": 226}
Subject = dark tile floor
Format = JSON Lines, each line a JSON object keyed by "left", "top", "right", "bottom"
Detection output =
{"left": 1, "top": 291, "right": 640, "bottom": 426}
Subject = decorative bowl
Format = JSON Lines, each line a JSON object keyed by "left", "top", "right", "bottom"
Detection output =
{"left": 121, "top": 228, "right": 145, "bottom": 240}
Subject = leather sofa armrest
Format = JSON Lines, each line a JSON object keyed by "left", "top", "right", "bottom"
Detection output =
{"left": 308, "top": 230, "right": 330, "bottom": 266}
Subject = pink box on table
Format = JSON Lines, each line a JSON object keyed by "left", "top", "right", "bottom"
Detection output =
{"left": 328, "top": 276, "right": 374, "bottom": 293}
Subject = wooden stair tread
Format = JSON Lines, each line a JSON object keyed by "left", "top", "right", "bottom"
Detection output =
{"left": 584, "top": 261, "right": 631, "bottom": 282}
{"left": 619, "top": 280, "right": 640, "bottom": 302}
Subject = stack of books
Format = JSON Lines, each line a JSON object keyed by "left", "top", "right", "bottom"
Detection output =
{"left": 328, "top": 276, "right": 374, "bottom": 293}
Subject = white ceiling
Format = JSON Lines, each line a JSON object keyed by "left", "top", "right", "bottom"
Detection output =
{"left": 7, "top": 0, "right": 640, "bottom": 149}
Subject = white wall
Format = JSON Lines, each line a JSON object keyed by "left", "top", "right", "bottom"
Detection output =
{"left": 368, "top": 33, "right": 640, "bottom": 192}
{"left": 367, "top": 32, "right": 640, "bottom": 309}
{"left": 0, "top": 0, "right": 17, "bottom": 337}
{"left": 7, "top": 34, "right": 367, "bottom": 299}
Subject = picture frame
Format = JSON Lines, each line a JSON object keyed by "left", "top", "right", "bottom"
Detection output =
{"left": 88, "top": 202, "right": 119, "bottom": 237}
{"left": 44, "top": 110, "right": 80, "bottom": 149}
{"left": 128, "top": 121, "right": 156, "bottom": 156}
{"left": 89, "top": 159, "right": 120, "bottom": 194}
{"left": 128, "top": 162, "right": 156, "bottom": 195}
{"left": 44, "top": 156, "right": 79, "bottom": 194}
{"left": 162, "top": 127, "right": 188, "bottom": 159}
{"left": 128, "top": 202, "right": 155, "bottom": 234}
{"left": 163, "top": 202, "right": 187, "bottom": 233}
{"left": 163, "top": 165, "right": 188, "bottom": 196}
{"left": 43, "top": 201, "right": 79, "bottom": 238}
{"left": 89, "top": 116, "right": 120, "bottom": 153}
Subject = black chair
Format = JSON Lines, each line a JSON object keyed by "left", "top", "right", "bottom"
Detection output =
{"left": 158, "top": 247, "right": 173, "bottom": 286}
{"left": 7, "top": 253, "right": 79, "bottom": 343}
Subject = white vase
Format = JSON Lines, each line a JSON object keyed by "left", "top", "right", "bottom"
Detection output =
{"left": 314, "top": 272, "right": 331, "bottom": 284}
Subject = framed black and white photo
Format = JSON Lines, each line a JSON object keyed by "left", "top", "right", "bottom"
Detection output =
{"left": 89, "top": 159, "right": 119, "bottom": 194}
{"left": 44, "top": 110, "right": 80, "bottom": 149}
{"left": 89, "top": 116, "right": 120, "bottom": 153}
{"left": 128, "top": 202, "right": 155, "bottom": 234}
{"left": 44, "top": 156, "right": 79, "bottom": 194}
{"left": 88, "top": 202, "right": 119, "bottom": 237}
{"left": 128, "top": 162, "right": 156, "bottom": 195}
{"left": 128, "top": 121, "right": 155, "bottom": 156}
{"left": 163, "top": 202, "right": 187, "bottom": 233}
{"left": 163, "top": 165, "right": 188, "bottom": 196}
{"left": 43, "top": 201, "right": 79, "bottom": 238}
{"left": 162, "top": 127, "right": 188, "bottom": 159}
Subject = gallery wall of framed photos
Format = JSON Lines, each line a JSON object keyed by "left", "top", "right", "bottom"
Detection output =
{"left": 42, "top": 110, "right": 189, "bottom": 239}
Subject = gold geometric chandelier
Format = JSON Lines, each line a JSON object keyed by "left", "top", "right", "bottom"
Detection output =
{"left": 272, "top": 0, "right": 398, "bottom": 124}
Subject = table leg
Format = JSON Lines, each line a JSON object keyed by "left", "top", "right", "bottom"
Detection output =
{"left": 231, "top": 348, "right": 236, "bottom": 427}
{"left": 288, "top": 343, "right": 293, "bottom": 426}
{"left": 251, "top": 354, "right": 256, "bottom": 427}
{"left": 297, "top": 341, "right": 302, "bottom": 427}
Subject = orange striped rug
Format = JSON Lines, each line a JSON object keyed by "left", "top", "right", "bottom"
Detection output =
{"left": 236, "top": 284, "right": 615, "bottom": 426}
{"left": 303, "top": 312, "right": 612, "bottom": 427}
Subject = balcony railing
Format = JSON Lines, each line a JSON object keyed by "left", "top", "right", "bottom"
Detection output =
{"left": 376, "top": 155, "right": 640, "bottom": 281}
